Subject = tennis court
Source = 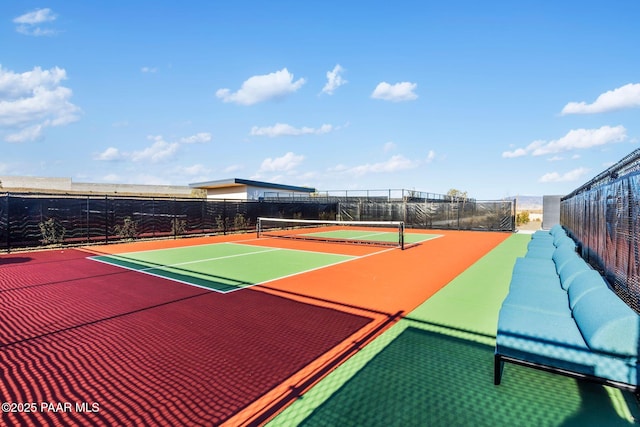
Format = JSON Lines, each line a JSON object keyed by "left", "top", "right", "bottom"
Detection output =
{"left": 1, "top": 224, "right": 637, "bottom": 425}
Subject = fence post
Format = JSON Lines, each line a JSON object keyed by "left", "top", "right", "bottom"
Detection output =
{"left": 173, "top": 197, "right": 177, "bottom": 240}
{"left": 86, "top": 196, "right": 90, "bottom": 243}
{"left": 5, "top": 194, "right": 9, "bottom": 253}
{"left": 152, "top": 197, "right": 156, "bottom": 238}
{"left": 223, "top": 199, "right": 227, "bottom": 235}
{"left": 105, "top": 195, "right": 109, "bottom": 244}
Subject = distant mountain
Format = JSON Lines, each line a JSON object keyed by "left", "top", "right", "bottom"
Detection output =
{"left": 504, "top": 195, "right": 543, "bottom": 211}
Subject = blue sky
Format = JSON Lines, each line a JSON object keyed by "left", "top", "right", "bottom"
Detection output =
{"left": 2, "top": 1, "right": 639, "bottom": 199}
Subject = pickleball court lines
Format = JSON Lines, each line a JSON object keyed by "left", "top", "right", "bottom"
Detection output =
{"left": 89, "top": 242, "right": 360, "bottom": 293}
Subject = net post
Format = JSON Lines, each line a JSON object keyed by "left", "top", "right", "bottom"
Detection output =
{"left": 257, "top": 217, "right": 262, "bottom": 238}
{"left": 399, "top": 221, "right": 405, "bottom": 250}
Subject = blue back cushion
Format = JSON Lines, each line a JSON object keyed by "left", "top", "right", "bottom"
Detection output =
{"left": 572, "top": 288, "right": 640, "bottom": 357}
{"left": 558, "top": 258, "right": 591, "bottom": 290}
{"left": 553, "top": 233, "right": 572, "bottom": 247}
{"left": 550, "top": 224, "right": 564, "bottom": 235}
{"left": 567, "top": 270, "right": 609, "bottom": 309}
{"left": 552, "top": 248, "right": 580, "bottom": 275}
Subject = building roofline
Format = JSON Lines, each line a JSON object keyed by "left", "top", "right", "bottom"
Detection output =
{"left": 188, "top": 178, "right": 315, "bottom": 193}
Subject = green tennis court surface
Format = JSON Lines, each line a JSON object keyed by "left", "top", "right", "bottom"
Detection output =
{"left": 91, "top": 242, "right": 355, "bottom": 293}
{"left": 301, "top": 230, "right": 439, "bottom": 245}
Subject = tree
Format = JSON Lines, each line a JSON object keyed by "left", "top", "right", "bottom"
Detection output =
{"left": 447, "top": 188, "right": 468, "bottom": 201}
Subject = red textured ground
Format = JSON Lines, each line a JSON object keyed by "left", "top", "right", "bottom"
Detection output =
{"left": 0, "top": 230, "right": 509, "bottom": 426}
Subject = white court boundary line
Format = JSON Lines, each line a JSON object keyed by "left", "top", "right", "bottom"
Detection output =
{"left": 89, "top": 242, "right": 359, "bottom": 294}
{"left": 88, "top": 233, "right": 444, "bottom": 293}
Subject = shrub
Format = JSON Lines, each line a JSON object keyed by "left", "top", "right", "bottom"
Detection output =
{"left": 39, "top": 218, "right": 66, "bottom": 245}
{"left": 172, "top": 218, "right": 187, "bottom": 236}
{"left": 114, "top": 216, "right": 138, "bottom": 240}
{"left": 516, "top": 211, "right": 530, "bottom": 226}
{"left": 233, "top": 213, "right": 249, "bottom": 230}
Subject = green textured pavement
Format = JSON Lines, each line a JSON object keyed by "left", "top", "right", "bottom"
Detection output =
{"left": 268, "top": 233, "right": 639, "bottom": 426}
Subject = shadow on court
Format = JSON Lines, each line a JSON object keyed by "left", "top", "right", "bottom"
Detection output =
{"left": 296, "top": 327, "right": 635, "bottom": 427}
{"left": 93, "top": 252, "right": 255, "bottom": 292}
{"left": 0, "top": 249, "right": 378, "bottom": 426}
{"left": 0, "top": 256, "right": 31, "bottom": 265}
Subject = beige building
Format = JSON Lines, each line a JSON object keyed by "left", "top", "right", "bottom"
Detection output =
{"left": 189, "top": 178, "right": 316, "bottom": 200}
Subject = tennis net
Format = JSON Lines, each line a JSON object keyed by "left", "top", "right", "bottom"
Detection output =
{"left": 256, "top": 217, "right": 406, "bottom": 249}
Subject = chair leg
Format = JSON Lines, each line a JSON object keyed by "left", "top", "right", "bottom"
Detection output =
{"left": 494, "top": 353, "right": 504, "bottom": 385}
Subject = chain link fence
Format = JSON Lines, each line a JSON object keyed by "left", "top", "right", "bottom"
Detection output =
{"left": 561, "top": 148, "right": 640, "bottom": 314}
{"left": 1, "top": 192, "right": 514, "bottom": 252}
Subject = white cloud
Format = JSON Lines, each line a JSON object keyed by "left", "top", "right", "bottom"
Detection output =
{"left": 180, "top": 132, "right": 211, "bottom": 144}
{"left": 13, "top": 8, "right": 57, "bottom": 24}
{"left": 328, "top": 153, "right": 430, "bottom": 178}
{"left": 95, "top": 147, "right": 123, "bottom": 161}
{"left": 0, "top": 65, "right": 80, "bottom": 142}
{"left": 178, "top": 164, "right": 211, "bottom": 176}
{"left": 250, "top": 123, "right": 333, "bottom": 138}
{"left": 95, "top": 132, "right": 211, "bottom": 165}
{"left": 102, "top": 174, "right": 122, "bottom": 182}
{"left": 322, "top": 64, "right": 347, "bottom": 95}
{"left": 4, "top": 124, "right": 44, "bottom": 143}
{"left": 502, "top": 126, "right": 627, "bottom": 158}
{"left": 371, "top": 81, "right": 418, "bottom": 102}
{"left": 539, "top": 167, "right": 590, "bottom": 183}
{"left": 131, "top": 136, "right": 180, "bottom": 163}
{"left": 0, "top": 65, "right": 66, "bottom": 99}
{"left": 383, "top": 141, "right": 397, "bottom": 152}
{"left": 501, "top": 148, "right": 528, "bottom": 158}
{"left": 259, "top": 152, "right": 305, "bottom": 172}
{"left": 348, "top": 155, "right": 419, "bottom": 176}
{"left": 561, "top": 83, "right": 640, "bottom": 115}
{"left": 13, "top": 8, "right": 58, "bottom": 36}
{"left": 133, "top": 174, "right": 171, "bottom": 185}
{"left": 224, "top": 164, "right": 243, "bottom": 173}
{"left": 426, "top": 150, "right": 436, "bottom": 163}
{"left": 328, "top": 164, "right": 348, "bottom": 173}
{"left": 216, "top": 68, "right": 305, "bottom": 105}
{"left": 141, "top": 67, "right": 158, "bottom": 73}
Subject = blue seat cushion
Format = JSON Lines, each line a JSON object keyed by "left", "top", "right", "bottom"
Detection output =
{"left": 532, "top": 230, "right": 553, "bottom": 239}
{"left": 525, "top": 245, "right": 555, "bottom": 259}
{"left": 498, "top": 304, "right": 587, "bottom": 349}
{"left": 502, "top": 286, "right": 570, "bottom": 316}
{"left": 497, "top": 305, "right": 593, "bottom": 374}
{"left": 512, "top": 257, "right": 556, "bottom": 277}
{"left": 528, "top": 239, "right": 555, "bottom": 250}
{"left": 509, "top": 273, "right": 561, "bottom": 292}
{"left": 531, "top": 233, "right": 554, "bottom": 241}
